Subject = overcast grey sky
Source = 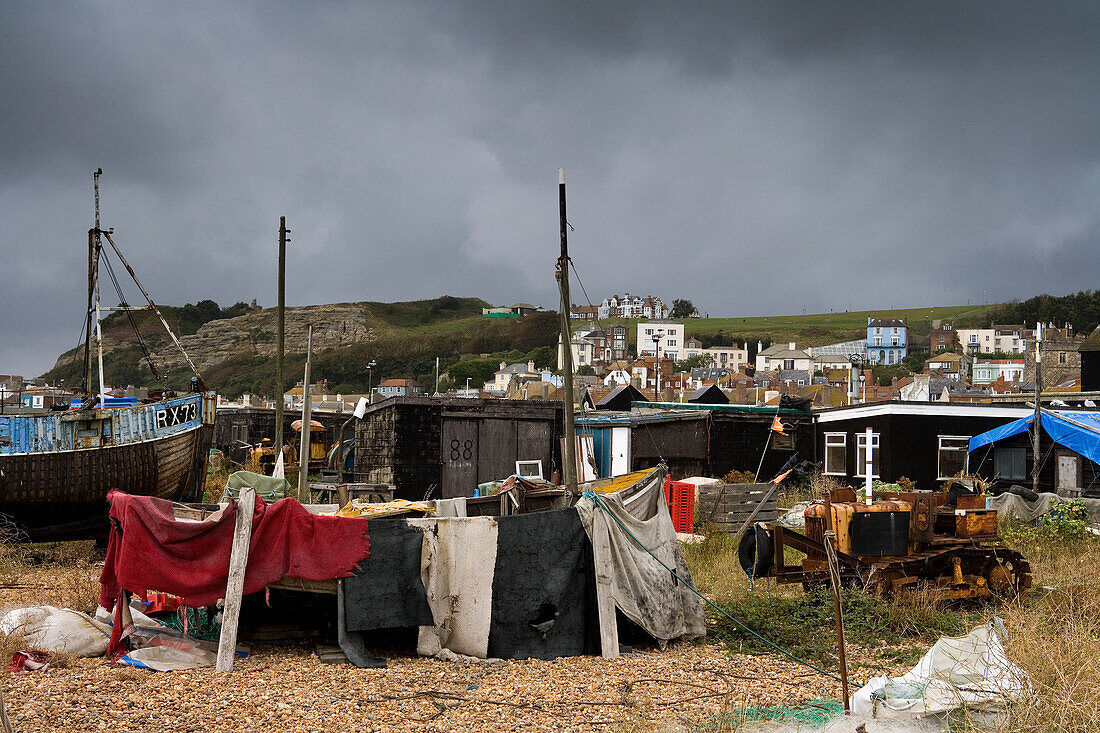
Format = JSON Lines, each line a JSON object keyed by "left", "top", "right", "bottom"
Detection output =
{"left": 2, "top": 1, "right": 1098, "bottom": 376}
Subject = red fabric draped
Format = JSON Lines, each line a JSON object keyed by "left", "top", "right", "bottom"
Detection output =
{"left": 99, "top": 491, "right": 370, "bottom": 609}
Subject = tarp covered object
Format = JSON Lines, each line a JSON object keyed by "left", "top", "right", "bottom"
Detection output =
{"left": 343, "top": 519, "right": 434, "bottom": 632}
{"left": 220, "top": 470, "right": 290, "bottom": 502}
{"left": 100, "top": 491, "right": 370, "bottom": 608}
{"left": 576, "top": 469, "right": 706, "bottom": 645}
{"left": 488, "top": 508, "right": 599, "bottom": 659}
{"left": 851, "top": 620, "right": 1030, "bottom": 719}
{"left": 988, "top": 492, "right": 1100, "bottom": 524}
{"left": 969, "top": 410, "right": 1100, "bottom": 464}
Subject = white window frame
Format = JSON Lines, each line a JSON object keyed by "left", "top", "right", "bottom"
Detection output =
{"left": 824, "top": 433, "right": 847, "bottom": 475}
{"left": 855, "top": 432, "right": 880, "bottom": 478}
{"left": 937, "top": 435, "right": 970, "bottom": 480}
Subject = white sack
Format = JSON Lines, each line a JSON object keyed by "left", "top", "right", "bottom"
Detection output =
{"left": 0, "top": 606, "right": 112, "bottom": 657}
{"left": 851, "top": 619, "right": 1030, "bottom": 719}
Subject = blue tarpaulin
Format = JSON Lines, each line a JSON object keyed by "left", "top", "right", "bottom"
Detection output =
{"left": 968, "top": 410, "right": 1100, "bottom": 465}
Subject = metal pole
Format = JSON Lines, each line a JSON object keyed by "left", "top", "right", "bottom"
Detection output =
{"left": 557, "top": 168, "right": 577, "bottom": 494}
{"left": 298, "top": 325, "right": 313, "bottom": 500}
{"left": 1032, "top": 321, "right": 1042, "bottom": 493}
{"left": 275, "top": 217, "right": 288, "bottom": 453}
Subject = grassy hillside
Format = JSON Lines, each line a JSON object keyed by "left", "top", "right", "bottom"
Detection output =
{"left": 45, "top": 297, "right": 1010, "bottom": 398}
{"left": 602, "top": 303, "right": 1003, "bottom": 352}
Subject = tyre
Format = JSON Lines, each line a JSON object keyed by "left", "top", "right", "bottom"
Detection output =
{"left": 738, "top": 525, "right": 774, "bottom": 578}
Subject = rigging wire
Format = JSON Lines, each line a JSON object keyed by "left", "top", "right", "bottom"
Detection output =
{"left": 100, "top": 250, "right": 161, "bottom": 379}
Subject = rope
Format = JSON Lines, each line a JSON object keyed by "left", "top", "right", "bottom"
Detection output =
{"left": 582, "top": 490, "right": 842, "bottom": 682}
{"left": 101, "top": 251, "right": 160, "bottom": 378}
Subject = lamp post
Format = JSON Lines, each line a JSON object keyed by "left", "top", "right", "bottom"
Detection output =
{"left": 366, "top": 360, "right": 376, "bottom": 403}
{"left": 652, "top": 330, "right": 664, "bottom": 399}
{"left": 848, "top": 353, "right": 864, "bottom": 404}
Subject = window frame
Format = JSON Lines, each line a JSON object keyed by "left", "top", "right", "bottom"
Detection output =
{"left": 823, "top": 434, "right": 848, "bottom": 476}
{"left": 937, "top": 435, "right": 971, "bottom": 480}
{"left": 855, "top": 432, "right": 881, "bottom": 479}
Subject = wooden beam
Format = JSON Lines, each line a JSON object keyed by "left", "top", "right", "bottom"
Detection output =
{"left": 216, "top": 485, "right": 256, "bottom": 672}
{"left": 590, "top": 509, "right": 620, "bottom": 659}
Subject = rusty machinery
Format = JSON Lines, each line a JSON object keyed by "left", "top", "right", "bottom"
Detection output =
{"left": 738, "top": 486, "right": 1032, "bottom": 602}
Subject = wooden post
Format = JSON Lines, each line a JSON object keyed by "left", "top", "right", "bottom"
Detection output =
{"left": 557, "top": 168, "right": 577, "bottom": 495}
{"left": 275, "top": 217, "right": 289, "bottom": 456}
{"left": 298, "top": 325, "right": 313, "bottom": 500}
{"left": 216, "top": 485, "right": 256, "bottom": 672}
{"left": 590, "top": 509, "right": 620, "bottom": 658}
{"left": 1032, "top": 321, "right": 1042, "bottom": 494}
{"left": 823, "top": 530, "right": 851, "bottom": 713}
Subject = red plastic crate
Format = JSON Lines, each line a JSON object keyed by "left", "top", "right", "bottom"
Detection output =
{"left": 663, "top": 477, "right": 695, "bottom": 534}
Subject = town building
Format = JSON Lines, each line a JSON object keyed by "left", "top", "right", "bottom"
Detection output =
{"left": 925, "top": 352, "right": 972, "bottom": 381}
{"left": 972, "top": 359, "right": 1025, "bottom": 385}
{"left": 484, "top": 361, "right": 540, "bottom": 394}
{"left": 866, "top": 318, "right": 907, "bottom": 365}
{"left": 681, "top": 338, "right": 749, "bottom": 371}
{"left": 956, "top": 325, "right": 1033, "bottom": 355}
{"left": 596, "top": 293, "right": 670, "bottom": 320}
{"left": 755, "top": 342, "right": 812, "bottom": 372}
{"left": 376, "top": 378, "right": 424, "bottom": 399}
{"left": 929, "top": 323, "right": 957, "bottom": 353}
{"left": 636, "top": 321, "right": 685, "bottom": 362}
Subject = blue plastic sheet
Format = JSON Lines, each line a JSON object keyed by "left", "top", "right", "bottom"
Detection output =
{"left": 969, "top": 411, "right": 1100, "bottom": 465}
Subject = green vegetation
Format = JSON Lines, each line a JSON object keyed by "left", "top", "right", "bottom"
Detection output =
{"left": 987, "top": 290, "right": 1100, "bottom": 335}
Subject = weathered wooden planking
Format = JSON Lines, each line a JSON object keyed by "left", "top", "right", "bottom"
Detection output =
{"left": 0, "top": 422, "right": 212, "bottom": 541}
{"left": 696, "top": 482, "right": 778, "bottom": 533}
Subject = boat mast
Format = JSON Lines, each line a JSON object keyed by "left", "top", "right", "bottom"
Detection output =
{"left": 93, "top": 169, "right": 106, "bottom": 405}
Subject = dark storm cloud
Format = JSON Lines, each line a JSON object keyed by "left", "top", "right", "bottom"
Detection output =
{"left": 1, "top": 1, "right": 1098, "bottom": 375}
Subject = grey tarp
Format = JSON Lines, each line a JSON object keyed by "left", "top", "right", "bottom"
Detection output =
{"left": 989, "top": 492, "right": 1100, "bottom": 524}
{"left": 575, "top": 468, "right": 706, "bottom": 645}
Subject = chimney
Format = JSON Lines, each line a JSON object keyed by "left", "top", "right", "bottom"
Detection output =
{"left": 528, "top": 360, "right": 535, "bottom": 373}
{"left": 789, "top": 342, "right": 796, "bottom": 351}
{"left": 757, "top": 340, "right": 763, "bottom": 353}
{"left": 500, "top": 361, "right": 507, "bottom": 370}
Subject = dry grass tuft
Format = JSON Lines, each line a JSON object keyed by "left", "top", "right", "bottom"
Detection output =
{"left": 997, "top": 535, "right": 1100, "bottom": 732}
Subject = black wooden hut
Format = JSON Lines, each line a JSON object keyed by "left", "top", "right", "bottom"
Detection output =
{"left": 687, "top": 385, "right": 729, "bottom": 405}
{"left": 811, "top": 402, "right": 1095, "bottom": 493}
{"left": 352, "top": 397, "right": 564, "bottom": 499}
{"left": 595, "top": 385, "right": 649, "bottom": 411}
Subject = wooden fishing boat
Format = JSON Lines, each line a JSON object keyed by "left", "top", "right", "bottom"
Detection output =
{"left": 0, "top": 171, "right": 215, "bottom": 540}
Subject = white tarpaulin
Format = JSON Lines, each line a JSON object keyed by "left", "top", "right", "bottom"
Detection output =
{"left": 408, "top": 516, "right": 499, "bottom": 658}
{"left": 852, "top": 619, "right": 1030, "bottom": 719}
{"left": 576, "top": 468, "right": 706, "bottom": 645}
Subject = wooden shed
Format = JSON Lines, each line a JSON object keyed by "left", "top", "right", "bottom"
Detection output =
{"left": 353, "top": 397, "right": 563, "bottom": 499}
{"left": 214, "top": 407, "right": 350, "bottom": 464}
{"left": 576, "top": 403, "right": 815, "bottom": 482}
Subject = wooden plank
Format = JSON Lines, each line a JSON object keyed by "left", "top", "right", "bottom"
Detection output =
{"left": 216, "top": 485, "right": 255, "bottom": 672}
{"left": 477, "top": 419, "right": 517, "bottom": 483}
{"left": 590, "top": 509, "right": 620, "bottom": 659}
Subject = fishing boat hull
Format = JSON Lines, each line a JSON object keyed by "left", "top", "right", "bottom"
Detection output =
{"left": 0, "top": 393, "right": 215, "bottom": 541}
